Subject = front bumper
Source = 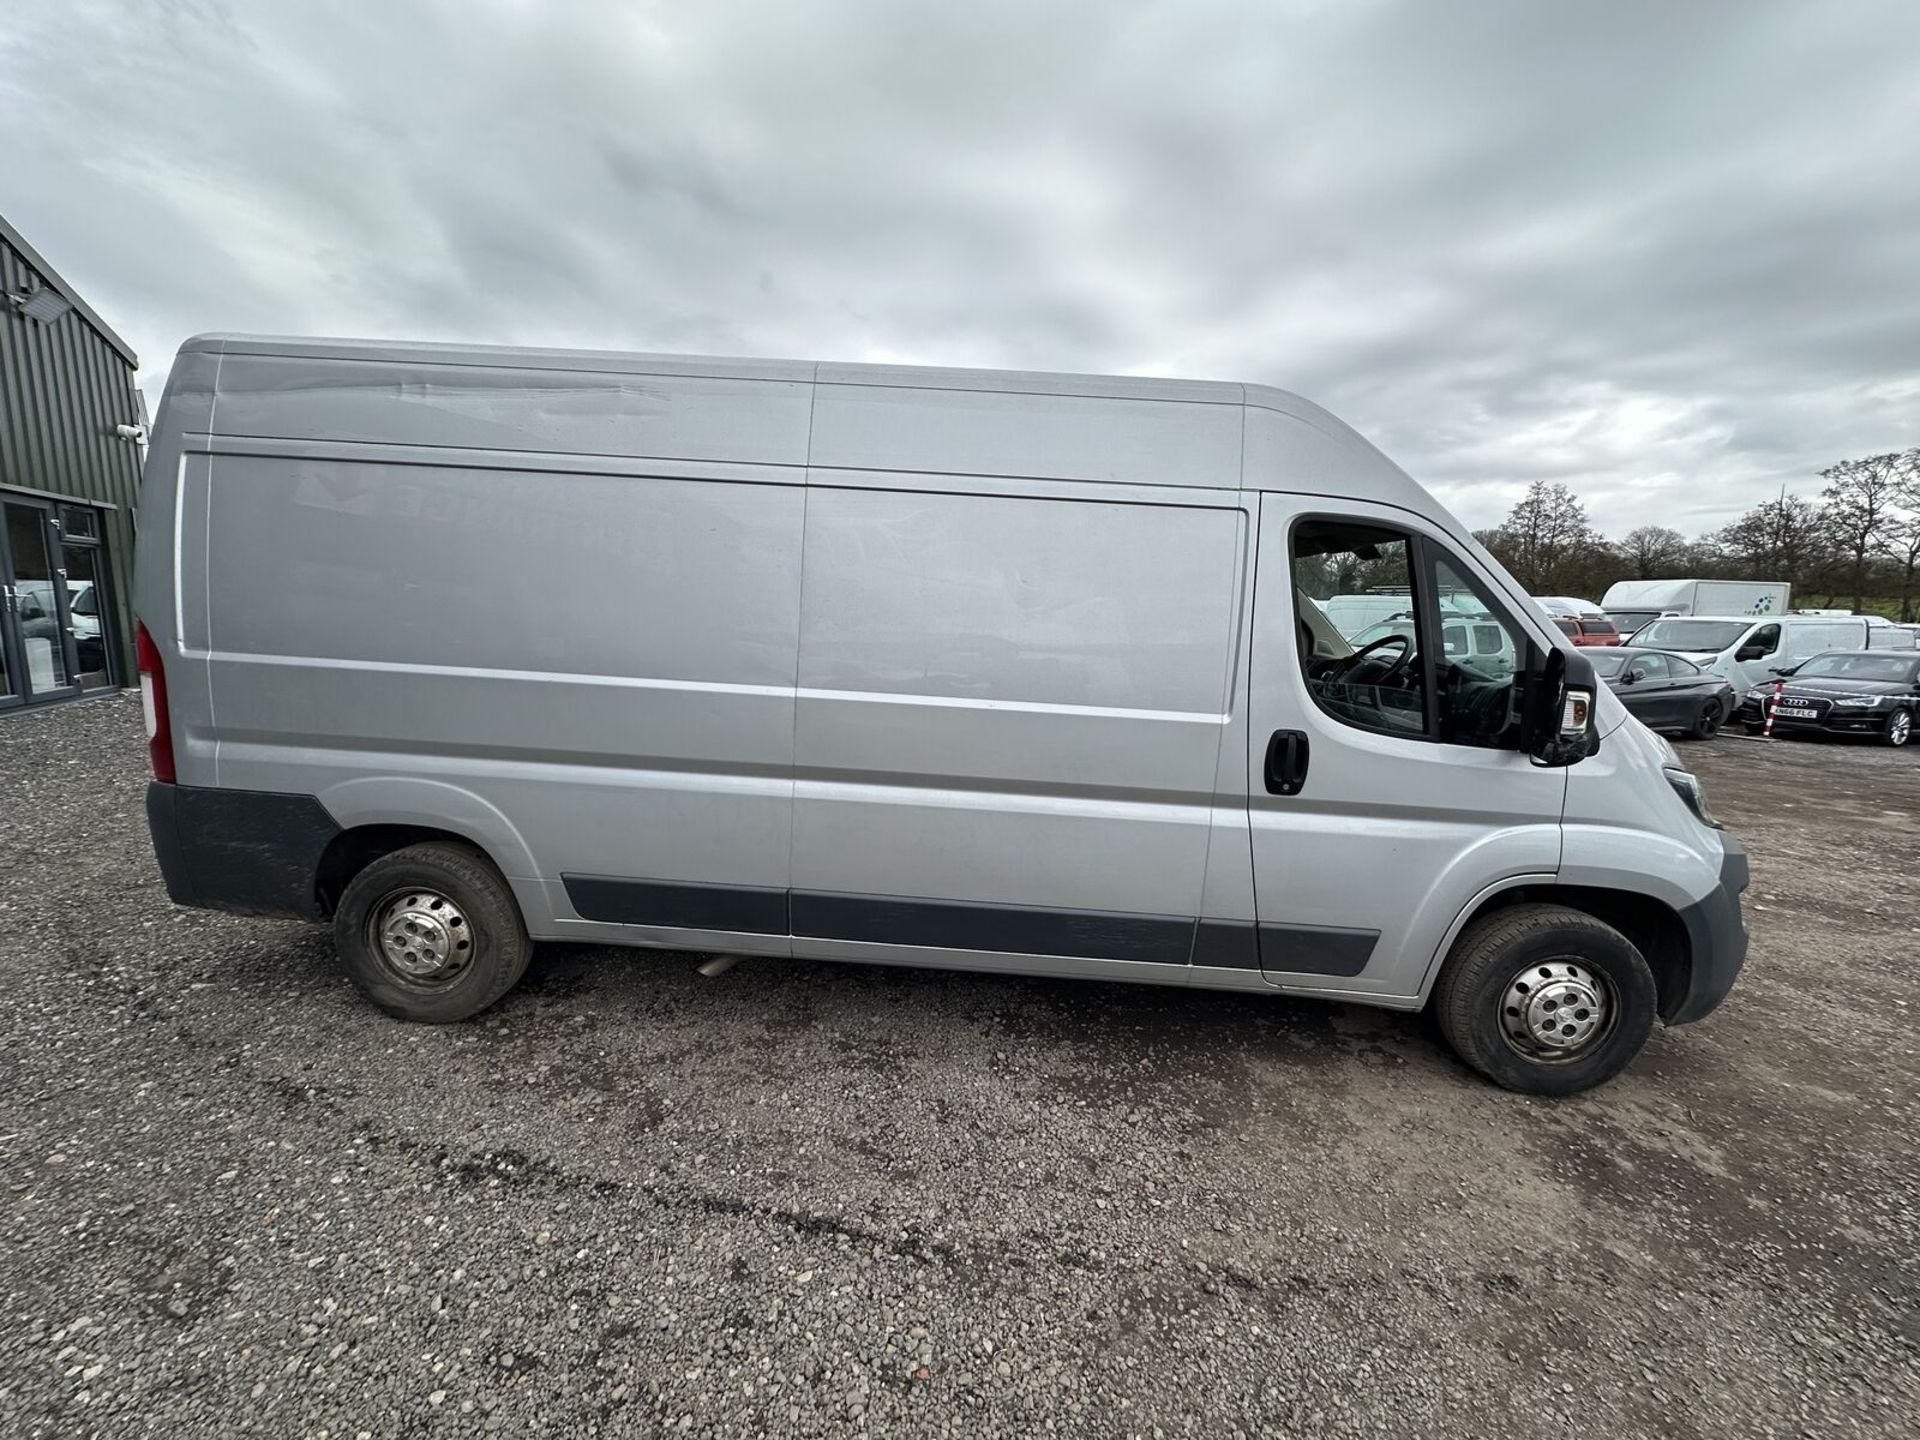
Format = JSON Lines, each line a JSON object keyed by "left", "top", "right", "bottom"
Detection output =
{"left": 1667, "top": 834, "right": 1750, "bottom": 1025}
{"left": 1736, "top": 697, "right": 1893, "bottom": 734}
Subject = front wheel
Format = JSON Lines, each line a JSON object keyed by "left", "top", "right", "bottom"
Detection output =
{"left": 1433, "top": 905, "right": 1657, "bottom": 1095}
{"left": 1885, "top": 708, "right": 1913, "bottom": 748}
{"left": 333, "top": 841, "right": 532, "bottom": 1022}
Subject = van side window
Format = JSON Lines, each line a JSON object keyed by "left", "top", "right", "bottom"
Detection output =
{"left": 1426, "top": 553, "right": 1525, "bottom": 749}
{"left": 1748, "top": 623, "right": 1780, "bottom": 656}
{"left": 1290, "top": 521, "right": 1428, "bottom": 739}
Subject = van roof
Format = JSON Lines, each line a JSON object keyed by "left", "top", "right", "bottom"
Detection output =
{"left": 171, "top": 333, "right": 1435, "bottom": 507}
{"left": 1668, "top": 614, "right": 1859, "bottom": 624}
{"left": 183, "top": 331, "right": 1293, "bottom": 407}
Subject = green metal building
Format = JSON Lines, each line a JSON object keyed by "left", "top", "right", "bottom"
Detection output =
{"left": 0, "top": 211, "right": 146, "bottom": 713}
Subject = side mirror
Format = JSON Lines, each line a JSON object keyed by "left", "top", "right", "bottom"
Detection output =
{"left": 1525, "top": 647, "right": 1598, "bottom": 767}
{"left": 1768, "top": 665, "right": 1797, "bottom": 677}
{"left": 1735, "top": 645, "right": 1766, "bottom": 661}
{"left": 1618, "top": 669, "right": 1638, "bottom": 686}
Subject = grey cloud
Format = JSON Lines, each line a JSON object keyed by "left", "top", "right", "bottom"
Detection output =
{"left": 3, "top": 0, "right": 1915, "bottom": 535}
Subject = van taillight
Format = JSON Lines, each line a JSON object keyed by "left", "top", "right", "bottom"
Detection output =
{"left": 136, "top": 622, "right": 177, "bottom": 783}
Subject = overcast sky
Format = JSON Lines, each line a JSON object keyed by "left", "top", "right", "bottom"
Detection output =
{"left": 4, "top": 0, "right": 1916, "bottom": 533}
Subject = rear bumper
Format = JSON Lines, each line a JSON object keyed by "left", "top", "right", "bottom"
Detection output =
{"left": 146, "top": 782, "right": 340, "bottom": 921}
{"left": 1666, "top": 835, "right": 1750, "bottom": 1025}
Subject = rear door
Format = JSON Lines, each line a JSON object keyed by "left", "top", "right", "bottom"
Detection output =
{"left": 1246, "top": 496, "right": 1566, "bottom": 1005}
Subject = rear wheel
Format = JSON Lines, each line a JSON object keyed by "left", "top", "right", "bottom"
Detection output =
{"left": 333, "top": 842, "right": 531, "bottom": 1022}
{"left": 1689, "top": 698, "right": 1723, "bottom": 740}
{"left": 1886, "top": 708, "right": 1913, "bottom": 748}
{"left": 1434, "top": 904, "right": 1657, "bottom": 1095}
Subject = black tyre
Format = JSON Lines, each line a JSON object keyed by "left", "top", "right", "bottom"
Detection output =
{"left": 1884, "top": 708, "right": 1914, "bottom": 748}
{"left": 1433, "top": 904, "right": 1657, "bottom": 1095}
{"left": 1689, "top": 698, "right": 1723, "bottom": 740}
{"left": 333, "top": 841, "right": 531, "bottom": 1022}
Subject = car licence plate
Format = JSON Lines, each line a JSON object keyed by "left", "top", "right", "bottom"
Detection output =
{"left": 1774, "top": 705, "right": 1818, "bottom": 719}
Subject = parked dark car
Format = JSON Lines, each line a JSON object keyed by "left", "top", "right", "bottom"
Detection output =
{"left": 1734, "top": 650, "right": 1920, "bottom": 746}
{"left": 1589, "top": 646, "right": 1737, "bottom": 738}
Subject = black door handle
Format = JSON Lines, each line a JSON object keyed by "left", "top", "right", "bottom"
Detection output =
{"left": 1264, "top": 729, "right": 1310, "bottom": 796}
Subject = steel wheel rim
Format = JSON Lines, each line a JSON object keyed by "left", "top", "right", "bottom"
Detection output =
{"left": 1497, "top": 957, "right": 1617, "bottom": 1063}
{"left": 368, "top": 887, "right": 474, "bottom": 988}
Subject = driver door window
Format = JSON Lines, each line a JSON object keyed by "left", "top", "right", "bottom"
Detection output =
{"left": 1289, "top": 519, "right": 1531, "bottom": 751}
{"left": 1289, "top": 521, "right": 1427, "bottom": 739}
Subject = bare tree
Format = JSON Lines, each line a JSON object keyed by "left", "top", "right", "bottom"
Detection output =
{"left": 1710, "top": 494, "right": 1832, "bottom": 593}
{"left": 1876, "top": 448, "right": 1920, "bottom": 622}
{"left": 1821, "top": 452, "right": 1905, "bottom": 611}
{"left": 1618, "top": 525, "right": 1689, "bottom": 580}
{"left": 1492, "top": 482, "right": 1602, "bottom": 592}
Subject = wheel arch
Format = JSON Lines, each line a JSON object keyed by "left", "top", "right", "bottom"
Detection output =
{"left": 314, "top": 823, "right": 511, "bottom": 919}
{"left": 1424, "top": 880, "right": 1695, "bottom": 1023}
{"left": 309, "top": 777, "right": 538, "bottom": 920}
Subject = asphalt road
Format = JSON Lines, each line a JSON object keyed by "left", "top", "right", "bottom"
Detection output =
{"left": 1, "top": 695, "right": 1915, "bottom": 1437}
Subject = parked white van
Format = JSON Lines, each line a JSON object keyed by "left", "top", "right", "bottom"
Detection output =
{"left": 134, "top": 336, "right": 1748, "bottom": 1094}
{"left": 1632, "top": 614, "right": 1870, "bottom": 690}
{"left": 1320, "top": 592, "right": 1415, "bottom": 641}
{"left": 1864, "top": 616, "right": 1920, "bottom": 651}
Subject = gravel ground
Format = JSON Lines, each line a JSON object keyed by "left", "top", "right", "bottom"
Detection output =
{"left": 1, "top": 693, "right": 1915, "bottom": 1438}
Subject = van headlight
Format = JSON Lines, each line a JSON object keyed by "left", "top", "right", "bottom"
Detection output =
{"left": 1664, "top": 767, "right": 1719, "bottom": 828}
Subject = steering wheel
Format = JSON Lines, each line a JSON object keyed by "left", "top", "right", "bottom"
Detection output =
{"left": 1325, "top": 633, "right": 1413, "bottom": 686}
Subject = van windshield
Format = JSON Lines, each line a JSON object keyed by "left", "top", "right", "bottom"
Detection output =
{"left": 1634, "top": 619, "right": 1749, "bottom": 652}
{"left": 1607, "top": 610, "right": 1658, "bottom": 634}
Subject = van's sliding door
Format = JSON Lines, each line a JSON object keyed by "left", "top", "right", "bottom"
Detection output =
{"left": 788, "top": 482, "right": 1247, "bottom": 979}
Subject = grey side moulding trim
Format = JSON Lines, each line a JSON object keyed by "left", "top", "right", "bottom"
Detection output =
{"left": 561, "top": 875, "right": 1202, "bottom": 964}
{"left": 791, "top": 890, "right": 1194, "bottom": 964}
{"left": 562, "top": 876, "right": 789, "bottom": 934}
{"left": 1192, "top": 919, "right": 1261, "bottom": 969}
{"left": 1257, "top": 922, "right": 1379, "bottom": 977}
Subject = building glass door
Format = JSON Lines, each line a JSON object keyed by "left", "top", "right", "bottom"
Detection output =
{"left": 2, "top": 497, "right": 82, "bottom": 707}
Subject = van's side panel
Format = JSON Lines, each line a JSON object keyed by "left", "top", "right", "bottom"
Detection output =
{"left": 210, "top": 353, "right": 816, "bottom": 467}
{"left": 788, "top": 480, "right": 1246, "bottom": 968}
{"left": 188, "top": 353, "right": 811, "bottom": 949}
{"left": 808, "top": 374, "right": 1243, "bottom": 488}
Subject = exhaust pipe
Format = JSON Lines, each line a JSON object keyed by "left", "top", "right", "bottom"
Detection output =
{"left": 696, "top": 954, "right": 741, "bottom": 978}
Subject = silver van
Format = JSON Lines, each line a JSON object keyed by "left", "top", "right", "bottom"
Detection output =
{"left": 134, "top": 336, "right": 1748, "bottom": 1094}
